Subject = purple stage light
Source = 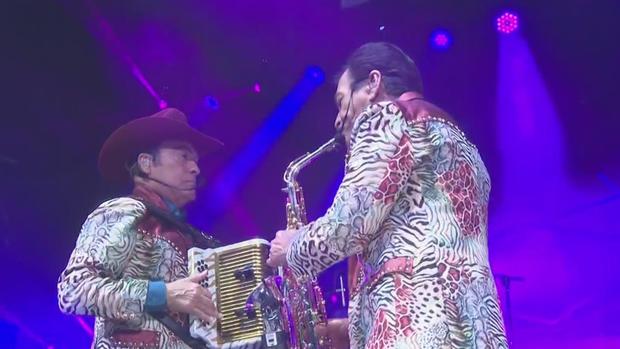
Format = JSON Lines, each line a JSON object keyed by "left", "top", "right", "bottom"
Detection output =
{"left": 253, "top": 82, "right": 261, "bottom": 93}
{"left": 497, "top": 11, "right": 519, "bottom": 34}
{"left": 204, "top": 96, "right": 220, "bottom": 110}
{"left": 430, "top": 29, "right": 451, "bottom": 50}
{"left": 304, "top": 66, "right": 325, "bottom": 84}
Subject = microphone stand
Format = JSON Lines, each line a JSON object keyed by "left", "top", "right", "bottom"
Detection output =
{"left": 495, "top": 273, "right": 524, "bottom": 344}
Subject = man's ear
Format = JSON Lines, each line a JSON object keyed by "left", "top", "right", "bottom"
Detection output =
{"left": 137, "top": 153, "right": 152, "bottom": 175}
{"left": 367, "top": 69, "right": 383, "bottom": 100}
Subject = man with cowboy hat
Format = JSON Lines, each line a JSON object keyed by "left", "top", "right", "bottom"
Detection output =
{"left": 58, "top": 108, "right": 222, "bottom": 348}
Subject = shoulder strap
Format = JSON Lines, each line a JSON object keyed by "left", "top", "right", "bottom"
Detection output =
{"left": 132, "top": 197, "right": 217, "bottom": 348}
{"left": 149, "top": 311, "right": 207, "bottom": 349}
{"left": 133, "top": 197, "right": 221, "bottom": 249}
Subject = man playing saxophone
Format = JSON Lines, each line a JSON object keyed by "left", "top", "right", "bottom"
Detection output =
{"left": 267, "top": 42, "right": 508, "bottom": 348}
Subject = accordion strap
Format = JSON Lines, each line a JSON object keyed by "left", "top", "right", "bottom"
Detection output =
{"left": 131, "top": 196, "right": 212, "bottom": 348}
{"left": 132, "top": 197, "right": 221, "bottom": 249}
{"left": 149, "top": 311, "right": 206, "bottom": 349}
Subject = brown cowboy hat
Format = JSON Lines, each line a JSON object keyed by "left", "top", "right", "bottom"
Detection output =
{"left": 98, "top": 108, "right": 223, "bottom": 184}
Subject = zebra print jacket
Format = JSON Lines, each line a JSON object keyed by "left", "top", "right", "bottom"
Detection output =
{"left": 286, "top": 96, "right": 507, "bottom": 348}
{"left": 57, "top": 186, "right": 197, "bottom": 349}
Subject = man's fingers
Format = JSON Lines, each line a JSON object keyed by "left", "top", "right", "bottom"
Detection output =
{"left": 266, "top": 256, "right": 280, "bottom": 267}
{"left": 269, "top": 242, "right": 283, "bottom": 250}
{"left": 266, "top": 256, "right": 285, "bottom": 267}
{"left": 188, "top": 270, "right": 209, "bottom": 283}
{"left": 193, "top": 307, "right": 215, "bottom": 324}
{"left": 269, "top": 245, "right": 285, "bottom": 256}
{"left": 201, "top": 286, "right": 213, "bottom": 299}
{"left": 198, "top": 294, "right": 220, "bottom": 319}
{"left": 196, "top": 289, "right": 218, "bottom": 317}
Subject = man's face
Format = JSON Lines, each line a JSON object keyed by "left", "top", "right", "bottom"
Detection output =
{"left": 333, "top": 69, "right": 374, "bottom": 146}
{"left": 148, "top": 140, "right": 200, "bottom": 205}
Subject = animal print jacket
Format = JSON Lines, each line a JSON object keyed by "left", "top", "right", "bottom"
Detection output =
{"left": 58, "top": 185, "right": 199, "bottom": 349}
{"left": 286, "top": 96, "right": 508, "bottom": 348}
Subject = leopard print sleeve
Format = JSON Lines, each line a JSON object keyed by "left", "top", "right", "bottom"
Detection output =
{"left": 286, "top": 102, "right": 425, "bottom": 278}
{"left": 57, "top": 197, "right": 149, "bottom": 322}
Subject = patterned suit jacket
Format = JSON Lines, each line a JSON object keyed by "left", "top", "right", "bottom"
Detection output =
{"left": 58, "top": 186, "right": 198, "bottom": 349}
{"left": 286, "top": 98, "right": 508, "bottom": 348}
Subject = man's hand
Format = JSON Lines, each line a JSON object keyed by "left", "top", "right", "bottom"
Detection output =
{"left": 315, "top": 318, "right": 350, "bottom": 349}
{"left": 266, "top": 229, "right": 297, "bottom": 267}
{"left": 166, "top": 270, "right": 220, "bottom": 323}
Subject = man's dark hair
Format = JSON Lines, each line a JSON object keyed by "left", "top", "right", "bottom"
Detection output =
{"left": 341, "top": 42, "right": 424, "bottom": 96}
{"left": 127, "top": 148, "right": 160, "bottom": 178}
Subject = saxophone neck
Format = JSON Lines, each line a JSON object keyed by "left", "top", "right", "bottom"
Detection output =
{"left": 283, "top": 137, "right": 341, "bottom": 185}
{"left": 283, "top": 137, "right": 341, "bottom": 228}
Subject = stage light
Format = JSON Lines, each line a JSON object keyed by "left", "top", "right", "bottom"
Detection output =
{"left": 430, "top": 29, "right": 452, "bottom": 50}
{"left": 304, "top": 66, "right": 325, "bottom": 85}
{"left": 203, "top": 96, "right": 220, "bottom": 110}
{"left": 497, "top": 11, "right": 519, "bottom": 34}
{"left": 197, "top": 66, "right": 325, "bottom": 228}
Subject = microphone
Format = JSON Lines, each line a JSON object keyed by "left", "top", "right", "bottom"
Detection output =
{"left": 333, "top": 132, "right": 345, "bottom": 147}
{"left": 145, "top": 175, "right": 203, "bottom": 192}
{"left": 335, "top": 113, "right": 348, "bottom": 136}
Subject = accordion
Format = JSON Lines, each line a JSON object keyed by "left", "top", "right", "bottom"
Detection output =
{"left": 188, "top": 238, "right": 273, "bottom": 348}
{"left": 188, "top": 238, "right": 329, "bottom": 349}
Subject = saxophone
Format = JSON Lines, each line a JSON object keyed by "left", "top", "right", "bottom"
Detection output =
{"left": 284, "top": 137, "right": 341, "bottom": 230}
{"left": 281, "top": 137, "right": 341, "bottom": 349}
{"left": 248, "top": 137, "right": 341, "bottom": 349}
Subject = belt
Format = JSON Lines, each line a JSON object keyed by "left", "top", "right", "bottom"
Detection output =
{"left": 352, "top": 256, "right": 414, "bottom": 297}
